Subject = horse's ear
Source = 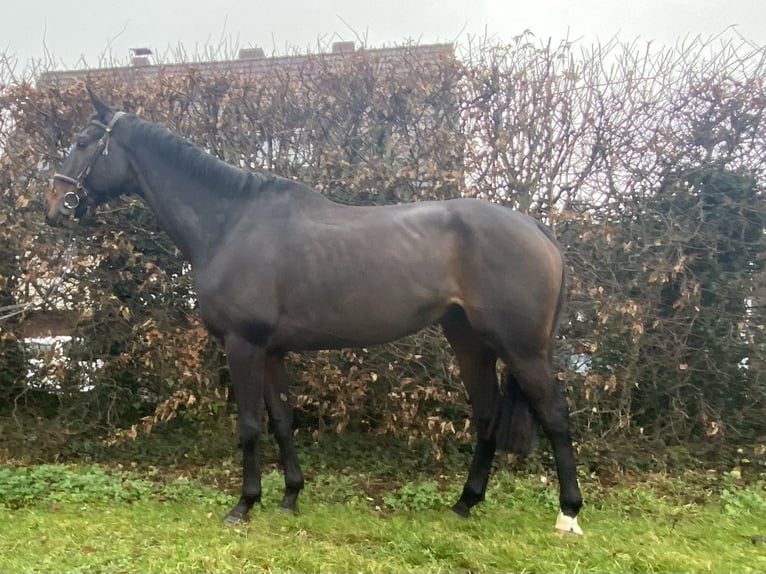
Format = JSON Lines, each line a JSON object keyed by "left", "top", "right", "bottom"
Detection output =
{"left": 86, "top": 86, "right": 112, "bottom": 119}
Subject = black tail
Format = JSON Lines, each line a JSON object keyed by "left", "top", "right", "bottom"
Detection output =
{"left": 495, "top": 220, "right": 566, "bottom": 455}
{"left": 495, "top": 372, "right": 539, "bottom": 454}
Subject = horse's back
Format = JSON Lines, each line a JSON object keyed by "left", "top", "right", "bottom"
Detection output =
{"left": 198, "top": 188, "right": 563, "bottom": 351}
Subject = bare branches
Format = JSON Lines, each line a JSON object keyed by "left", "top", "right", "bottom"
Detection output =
{"left": 1, "top": 35, "right": 764, "bottom": 450}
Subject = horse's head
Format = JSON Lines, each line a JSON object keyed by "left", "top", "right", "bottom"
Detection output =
{"left": 45, "top": 90, "right": 132, "bottom": 226}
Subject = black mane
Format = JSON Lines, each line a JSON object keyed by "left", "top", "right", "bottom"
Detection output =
{"left": 124, "top": 115, "right": 274, "bottom": 195}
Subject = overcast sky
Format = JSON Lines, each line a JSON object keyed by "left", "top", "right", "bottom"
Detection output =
{"left": 2, "top": 0, "right": 765, "bottom": 71}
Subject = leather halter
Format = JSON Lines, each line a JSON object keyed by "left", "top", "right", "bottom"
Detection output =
{"left": 52, "top": 111, "right": 126, "bottom": 214}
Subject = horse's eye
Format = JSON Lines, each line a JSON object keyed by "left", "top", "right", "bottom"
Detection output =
{"left": 76, "top": 138, "right": 88, "bottom": 148}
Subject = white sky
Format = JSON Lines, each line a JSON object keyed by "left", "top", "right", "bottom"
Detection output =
{"left": 2, "top": 0, "right": 764, "bottom": 71}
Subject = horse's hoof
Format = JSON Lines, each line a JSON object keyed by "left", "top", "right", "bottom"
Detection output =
{"left": 450, "top": 502, "right": 470, "bottom": 519}
{"left": 223, "top": 512, "right": 249, "bottom": 526}
{"left": 555, "top": 511, "right": 583, "bottom": 536}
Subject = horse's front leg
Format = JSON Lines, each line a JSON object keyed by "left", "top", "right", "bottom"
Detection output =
{"left": 222, "top": 335, "right": 266, "bottom": 525}
{"left": 265, "top": 353, "right": 305, "bottom": 512}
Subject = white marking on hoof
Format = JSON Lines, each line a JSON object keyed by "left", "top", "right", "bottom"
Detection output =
{"left": 555, "top": 511, "right": 583, "bottom": 536}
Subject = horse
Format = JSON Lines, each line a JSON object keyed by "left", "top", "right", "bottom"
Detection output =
{"left": 45, "top": 92, "right": 583, "bottom": 534}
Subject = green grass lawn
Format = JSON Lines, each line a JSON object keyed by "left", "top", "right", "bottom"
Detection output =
{"left": 0, "top": 462, "right": 764, "bottom": 573}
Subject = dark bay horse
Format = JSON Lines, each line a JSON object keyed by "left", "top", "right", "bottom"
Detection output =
{"left": 46, "top": 93, "right": 583, "bottom": 534}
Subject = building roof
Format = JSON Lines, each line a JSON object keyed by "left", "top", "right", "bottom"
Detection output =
{"left": 37, "top": 43, "right": 455, "bottom": 87}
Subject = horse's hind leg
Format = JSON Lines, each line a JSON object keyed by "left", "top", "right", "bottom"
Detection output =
{"left": 505, "top": 351, "right": 583, "bottom": 534}
{"left": 442, "top": 310, "right": 500, "bottom": 518}
{"left": 264, "top": 354, "right": 305, "bottom": 512}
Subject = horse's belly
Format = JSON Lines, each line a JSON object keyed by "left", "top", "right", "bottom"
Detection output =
{"left": 269, "top": 298, "right": 452, "bottom": 351}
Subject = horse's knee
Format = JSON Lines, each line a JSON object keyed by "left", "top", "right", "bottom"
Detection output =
{"left": 237, "top": 415, "right": 263, "bottom": 445}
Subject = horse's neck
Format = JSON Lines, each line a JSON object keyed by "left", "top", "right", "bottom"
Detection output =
{"left": 128, "top": 147, "right": 244, "bottom": 265}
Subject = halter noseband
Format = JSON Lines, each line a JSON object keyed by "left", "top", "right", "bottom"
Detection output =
{"left": 52, "top": 111, "right": 126, "bottom": 214}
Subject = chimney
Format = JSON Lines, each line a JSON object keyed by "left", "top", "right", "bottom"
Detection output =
{"left": 239, "top": 47, "right": 265, "bottom": 60}
{"left": 332, "top": 41, "right": 355, "bottom": 54}
{"left": 130, "top": 47, "right": 153, "bottom": 67}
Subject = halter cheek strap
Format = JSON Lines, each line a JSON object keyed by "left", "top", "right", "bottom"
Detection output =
{"left": 88, "top": 111, "right": 125, "bottom": 157}
{"left": 52, "top": 111, "right": 126, "bottom": 214}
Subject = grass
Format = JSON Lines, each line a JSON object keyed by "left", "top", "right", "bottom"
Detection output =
{"left": 0, "top": 461, "right": 764, "bottom": 573}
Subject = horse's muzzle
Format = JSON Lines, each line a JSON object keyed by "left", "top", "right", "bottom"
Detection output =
{"left": 45, "top": 208, "right": 66, "bottom": 227}
{"left": 45, "top": 182, "right": 86, "bottom": 225}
